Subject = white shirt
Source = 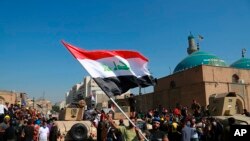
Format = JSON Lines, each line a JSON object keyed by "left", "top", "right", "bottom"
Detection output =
{"left": 0, "top": 104, "right": 8, "bottom": 114}
{"left": 39, "top": 126, "right": 49, "bottom": 141}
{"left": 191, "top": 127, "right": 199, "bottom": 139}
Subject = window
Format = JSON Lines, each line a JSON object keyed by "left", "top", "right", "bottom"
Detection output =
{"left": 232, "top": 74, "right": 239, "bottom": 83}
{"left": 170, "top": 81, "right": 176, "bottom": 88}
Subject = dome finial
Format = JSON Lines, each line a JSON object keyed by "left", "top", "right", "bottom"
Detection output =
{"left": 242, "top": 48, "right": 246, "bottom": 58}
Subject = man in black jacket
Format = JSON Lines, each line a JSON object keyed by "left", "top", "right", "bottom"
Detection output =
{"left": 147, "top": 117, "right": 169, "bottom": 141}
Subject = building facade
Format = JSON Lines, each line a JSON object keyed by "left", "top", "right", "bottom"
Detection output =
{"left": 153, "top": 65, "right": 250, "bottom": 113}
{"left": 0, "top": 90, "right": 27, "bottom": 105}
{"left": 65, "top": 76, "right": 131, "bottom": 109}
{"left": 131, "top": 34, "right": 250, "bottom": 114}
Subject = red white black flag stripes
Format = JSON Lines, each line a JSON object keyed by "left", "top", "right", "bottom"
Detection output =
{"left": 62, "top": 41, "right": 156, "bottom": 96}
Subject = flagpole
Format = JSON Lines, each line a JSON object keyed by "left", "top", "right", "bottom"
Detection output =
{"left": 92, "top": 80, "right": 149, "bottom": 141}
{"left": 62, "top": 41, "right": 151, "bottom": 141}
{"left": 109, "top": 97, "right": 149, "bottom": 141}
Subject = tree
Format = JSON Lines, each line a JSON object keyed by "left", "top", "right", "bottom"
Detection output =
{"left": 52, "top": 104, "right": 60, "bottom": 113}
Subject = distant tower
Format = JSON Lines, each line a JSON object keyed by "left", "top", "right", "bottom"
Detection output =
{"left": 242, "top": 48, "right": 246, "bottom": 58}
{"left": 187, "top": 33, "right": 198, "bottom": 55}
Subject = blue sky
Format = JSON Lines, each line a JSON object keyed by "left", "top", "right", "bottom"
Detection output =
{"left": 1, "top": 0, "right": 250, "bottom": 103}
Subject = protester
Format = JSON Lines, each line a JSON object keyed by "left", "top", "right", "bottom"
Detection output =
{"left": 49, "top": 122, "right": 59, "bottom": 141}
{"left": 38, "top": 121, "right": 49, "bottom": 141}
{"left": 222, "top": 117, "right": 235, "bottom": 141}
{"left": 181, "top": 119, "right": 192, "bottom": 141}
{"left": 4, "top": 119, "right": 17, "bottom": 141}
{"left": 0, "top": 102, "right": 8, "bottom": 123}
{"left": 108, "top": 116, "right": 144, "bottom": 141}
{"left": 115, "top": 119, "right": 125, "bottom": 141}
{"left": 0, "top": 115, "right": 11, "bottom": 140}
{"left": 147, "top": 117, "right": 169, "bottom": 141}
{"left": 0, "top": 99, "right": 247, "bottom": 141}
{"left": 242, "top": 109, "right": 250, "bottom": 117}
{"left": 191, "top": 100, "right": 201, "bottom": 119}
{"left": 190, "top": 118, "right": 199, "bottom": 141}
{"left": 129, "top": 94, "right": 137, "bottom": 118}
{"left": 23, "top": 119, "right": 34, "bottom": 141}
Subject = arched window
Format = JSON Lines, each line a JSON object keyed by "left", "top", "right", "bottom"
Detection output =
{"left": 170, "top": 80, "right": 176, "bottom": 88}
{"left": 0, "top": 96, "right": 4, "bottom": 104}
{"left": 232, "top": 74, "right": 239, "bottom": 83}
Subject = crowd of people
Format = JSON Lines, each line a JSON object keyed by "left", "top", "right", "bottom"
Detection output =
{"left": 0, "top": 102, "right": 58, "bottom": 141}
{"left": 0, "top": 99, "right": 249, "bottom": 141}
{"left": 94, "top": 99, "right": 249, "bottom": 141}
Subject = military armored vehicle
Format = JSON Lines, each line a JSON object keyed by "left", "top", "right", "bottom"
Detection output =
{"left": 55, "top": 100, "right": 97, "bottom": 141}
{"left": 208, "top": 92, "right": 250, "bottom": 126}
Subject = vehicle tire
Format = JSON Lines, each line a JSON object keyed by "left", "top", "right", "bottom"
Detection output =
{"left": 69, "top": 123, "right": 88, "bottom": 140}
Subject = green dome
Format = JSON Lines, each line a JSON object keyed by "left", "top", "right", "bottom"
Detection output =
{"left": 230, "top": 58, "right": 250, "bottom": 69}
{"left": 174, "top": 51, "right": 227, "bottom": 73}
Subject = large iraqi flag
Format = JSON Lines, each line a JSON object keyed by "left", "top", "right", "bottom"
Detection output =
{"left": 62, "top": 41, "right": 156, "bottom": 97}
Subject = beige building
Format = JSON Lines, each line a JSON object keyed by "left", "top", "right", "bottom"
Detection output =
{"left": 0, "top": 90, "right": 53, "bottom": 115}
{"left": 35, "top": 98, "right": 53, "bottom": 115}
{"left": 0, "top": 90, "right": 16, "bottom": 104}
{"left": 65, "top": 76, "right": 109, "bottom": 106}
{"left": 66, "top": 76, "right": 131, "bottom": 109}
{"left": 152, "top": 65, "right": 249, "bottom": 113}
{"left": 131, "top": 34, "right": 250, "bottom": 114}
{"left": 66, "top": 82, "right": 84, "bottom": 104}
{"left": 0, "top": 90, "right": 27, "bottom": 105}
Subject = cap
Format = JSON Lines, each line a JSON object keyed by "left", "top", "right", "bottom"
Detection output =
{"left": 152, "top": 117, "right": 161, "bottom": 123}
{"left": 35, "top": 120, "right": 41, "bottom": 125}
{"left": 4, "top": 115, "right": 10, "bottom": 120}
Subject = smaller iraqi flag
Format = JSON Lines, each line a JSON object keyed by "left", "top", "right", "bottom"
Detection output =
{"left": 62, "top": 41, "right": 156, "bottom": 97}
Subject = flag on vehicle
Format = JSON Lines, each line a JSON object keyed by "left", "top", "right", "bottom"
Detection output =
{"left": 62, "top": 41, "right": 156, "bottom": 97}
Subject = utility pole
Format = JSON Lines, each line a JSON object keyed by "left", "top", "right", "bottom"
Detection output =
{"left": 33, "top": 97, "right": 35, "bottom": 108}
{"left": 43, "top": 91, "right": 45, "bottom": 100}
{"left": 42, "top": 91, "right": 45, "bottom": 116}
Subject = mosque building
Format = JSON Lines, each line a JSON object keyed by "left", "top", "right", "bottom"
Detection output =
{"left": 131, "top": 34, "right": 250, "bottom": 114}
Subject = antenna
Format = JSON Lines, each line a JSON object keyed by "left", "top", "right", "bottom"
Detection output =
{"left": 43, "top": 91, "right": 45, "bottom": 100}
